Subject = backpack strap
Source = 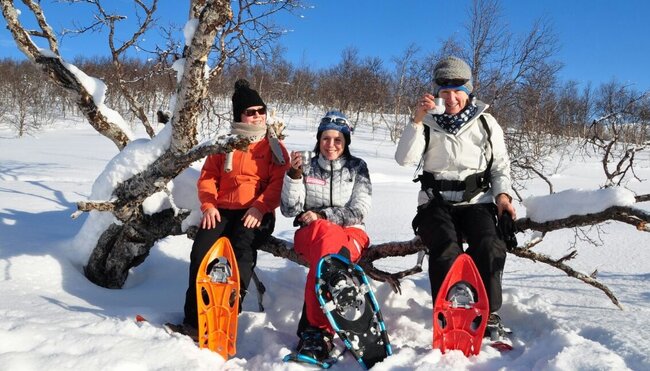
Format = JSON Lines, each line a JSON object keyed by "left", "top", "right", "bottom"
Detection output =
{"left": 479, "top": 115, "right": 493, "bottom": 181}
{"left": 411, "top": 124, "right": 430, "bottom": 180}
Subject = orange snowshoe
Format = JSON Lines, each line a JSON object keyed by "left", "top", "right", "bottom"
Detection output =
{"left": 196, "top": 237, "right": 240, "bottom": 359}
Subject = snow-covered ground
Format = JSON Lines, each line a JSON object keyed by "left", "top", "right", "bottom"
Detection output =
{"left": 1, "top": 114, "right": 649, "bottom": 370}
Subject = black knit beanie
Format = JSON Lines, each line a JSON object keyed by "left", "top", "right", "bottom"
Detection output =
{"left": 232, "top": 79, "right": 266, "bottom": 121}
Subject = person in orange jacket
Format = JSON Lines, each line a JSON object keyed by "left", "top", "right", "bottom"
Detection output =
{"left": 177, "top": 79, "right": 289, "bottom": 336}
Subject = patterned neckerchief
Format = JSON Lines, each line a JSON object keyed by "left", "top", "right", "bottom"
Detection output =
{"left": 433, "top": 103, "right": 478, "bottom": 135}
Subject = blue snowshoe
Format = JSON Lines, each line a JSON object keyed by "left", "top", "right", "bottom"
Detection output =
{"left": 315, "top": 254, "right": 392, "bottom": 369}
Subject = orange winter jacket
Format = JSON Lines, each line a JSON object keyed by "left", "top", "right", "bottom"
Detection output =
{"left": 197, "top": 138, "right": 290, "bottom": 214}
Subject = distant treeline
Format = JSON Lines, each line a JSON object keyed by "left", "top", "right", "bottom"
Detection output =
{"left": 0, "top": 49, "right": 648, "bottom": 144}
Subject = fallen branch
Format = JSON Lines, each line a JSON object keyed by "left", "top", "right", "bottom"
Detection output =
{"left": 508, "top": 247, "right": 623, "bottom": 310}
{"left": 517, "top": 205, "right": 650, "bottom": 233}
{"left": 253, "top": 235, "right": 623, "bottom": 308}
{"left": 239, "top": 202, "right": 650, "bottom": 309}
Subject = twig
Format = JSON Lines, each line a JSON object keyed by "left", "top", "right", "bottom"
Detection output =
{"left": 509, "top": 247, "right": 623, "bottom": 309}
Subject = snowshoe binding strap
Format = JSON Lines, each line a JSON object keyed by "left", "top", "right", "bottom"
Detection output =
{"left": 446, "top": 281, "right": 476, "bottom": 309}
{"left": 208, "top": 257, "right": 232, "bottom": 283}
{"left": 297, "top": 330, "right": 334, "bottom": 362}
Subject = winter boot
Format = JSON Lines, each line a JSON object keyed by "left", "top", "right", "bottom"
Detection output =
{"left": 164, "top": 322, "right": 199, "bottom": 342}
{"left": 296, "top": 328, "right": 334, "bottom": 362}
{"left": 484, "top": 312, "right": 510, "bottom": 340}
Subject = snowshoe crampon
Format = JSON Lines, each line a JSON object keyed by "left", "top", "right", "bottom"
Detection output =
{"left": 316, "top": 254, "right": 392, "bottom": 369}
{"left": 196, "top": 237, "right": 240, "bottom": 359}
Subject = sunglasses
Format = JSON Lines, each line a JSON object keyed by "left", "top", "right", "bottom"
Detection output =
{"left": 244, "top": 107, "right": 266, "bottom": 116}
{"left": 320, "top": 116, "right": 349, "bottom": 126}
{"left": 435, "top": 78, "right": 469, "bottom": 87}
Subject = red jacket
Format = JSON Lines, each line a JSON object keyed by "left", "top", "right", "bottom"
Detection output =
{"left": 197, "top": 138, "right": 290, "bottom": 214}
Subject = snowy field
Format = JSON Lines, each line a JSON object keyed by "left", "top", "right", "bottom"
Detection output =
{"left": 1, "top": 113, "right": 649, "bottom": 371}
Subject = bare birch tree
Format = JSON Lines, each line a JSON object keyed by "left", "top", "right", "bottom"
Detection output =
{"left": 1, "top": 0, "right": 301, "bottom": 288}
{"left": 585, "top": 82, "right": 650, "bottom": 187}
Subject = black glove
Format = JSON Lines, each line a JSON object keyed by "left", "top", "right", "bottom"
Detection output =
{"left": 498, "top": 211, "right": 518, "bottom": 251}
{"left": 292, "top": 212, "right": 306, "bottom": 227}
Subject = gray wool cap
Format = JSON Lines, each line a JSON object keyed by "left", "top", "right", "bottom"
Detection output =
{"left": 433, "top": 56, "right": 473, "bottom": 95}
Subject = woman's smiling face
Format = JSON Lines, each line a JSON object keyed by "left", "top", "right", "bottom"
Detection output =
{"left": 319, "top": 130, "right": 345, "bottom": 160}
{"left": 438, "top": 89, "right": 469, "bottom": 115}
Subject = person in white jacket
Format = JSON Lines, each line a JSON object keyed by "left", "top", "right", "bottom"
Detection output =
{"left": 395, "top": 56, "right": 516, "bottom": 336}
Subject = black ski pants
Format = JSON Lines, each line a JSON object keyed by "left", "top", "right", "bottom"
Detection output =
{"left": 419, "top": 202, "right": 507, "bottom": 313}
{"left": 183, "top": 208, "right": 275, "bottom": 327}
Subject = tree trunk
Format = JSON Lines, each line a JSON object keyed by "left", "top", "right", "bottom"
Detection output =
{"left": 84, "top": 208, "right": 190, "bottom": 288}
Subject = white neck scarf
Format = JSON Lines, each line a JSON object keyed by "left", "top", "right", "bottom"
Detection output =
{"left": 231, "top": 122, "right": 267, "bottom": 142}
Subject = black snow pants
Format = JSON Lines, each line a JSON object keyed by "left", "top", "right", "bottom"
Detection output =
{"left": 416, "top": 201, "right": 507, "bottom": 313}
{"left": 183, "top": 208, "right": 275, "bottom": 327}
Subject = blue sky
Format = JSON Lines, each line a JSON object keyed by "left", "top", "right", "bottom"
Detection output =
{"left": 1, "top": 0, "right": 648, "bottom": 92}
{"left": 275, "top": 0, "right": 649, "bottom": 92}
